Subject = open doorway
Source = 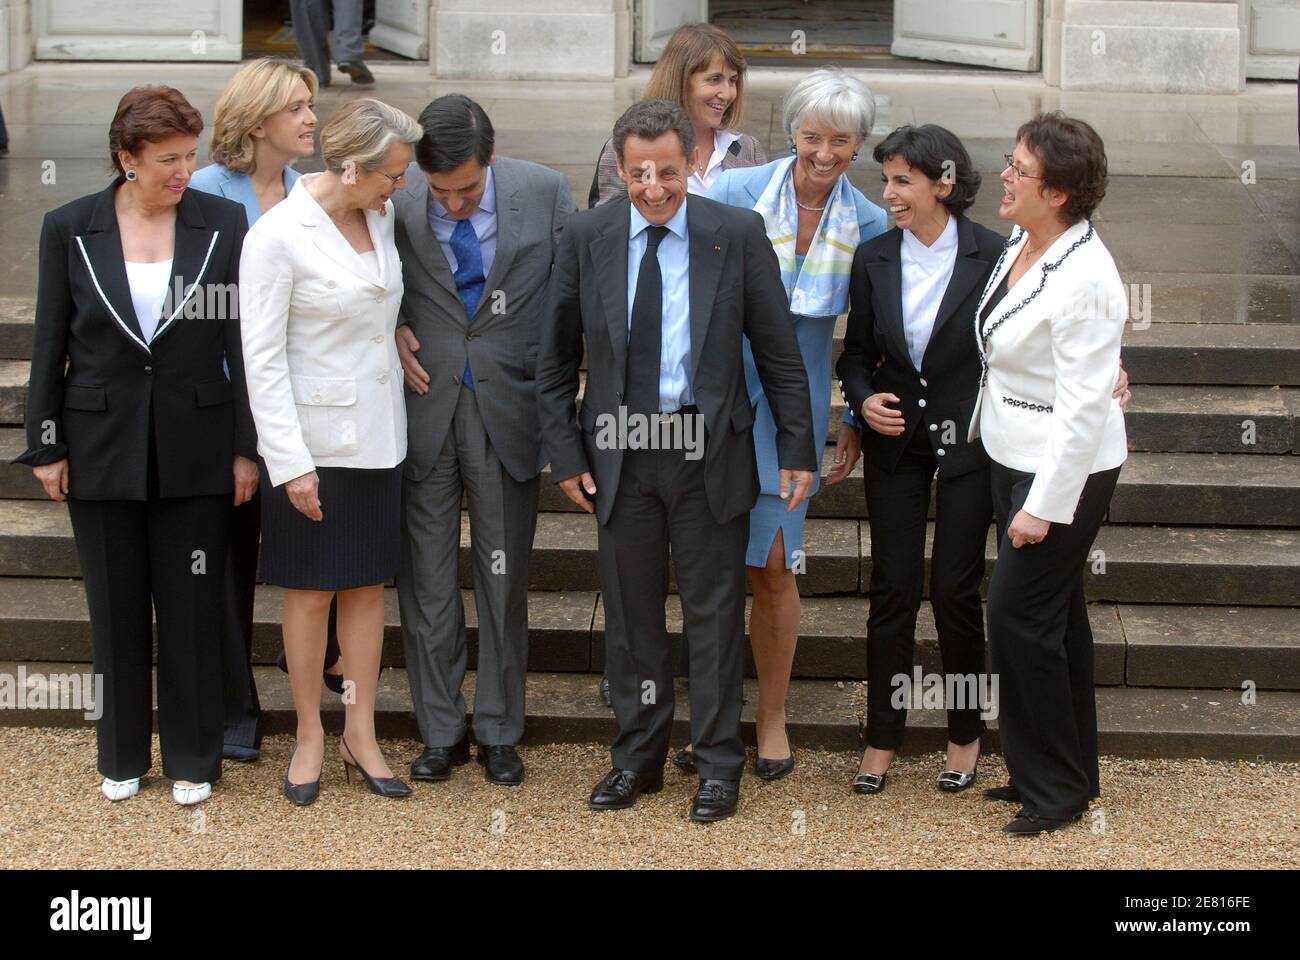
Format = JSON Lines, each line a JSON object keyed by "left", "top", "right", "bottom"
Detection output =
{"left": 710, "top": 0, "right": 893, "bottom": 66}
{"left": 241, "top": 1, "right": 409, "bottom": 61}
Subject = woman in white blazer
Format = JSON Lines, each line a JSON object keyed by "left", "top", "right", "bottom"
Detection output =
{"left": 240, "top": 98, "right": 422, "bottom": 806}
{"left": 969, "top": 112, "right": 1129, "bottom": 835}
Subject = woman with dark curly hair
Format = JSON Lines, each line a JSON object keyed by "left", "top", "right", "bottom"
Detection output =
{"left": 970, "top": 112, "right": 1129, "bottom": 834}
{"left": 836, "top": 124, "right": 1004, "bottom": 796}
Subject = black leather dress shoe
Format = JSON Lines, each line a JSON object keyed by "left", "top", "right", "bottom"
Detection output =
{"left": 672, "top": 747, "right": 697, "bottom": 773}
{"left": 478, "top": 745, "right": 524, "bottom": 785}
{"left": 755, "top": 732, "right": 795, "bottom": 780}
{"left": 690, "top": 779, "right": 739, "bottom": 822}
{"left": 223, "top": 743, "right": 259, "bottom": 762}
{"left": 1003, "top": 811, "right": 1078, "bottom": 835}
{"left": 983, "top": 783, "right": 1021, "bottom": 803}
{"left": 409, "top": 734, "right": 471, "bottom": 782}
{"left": 598, "top": 676, "right": 612, "bottom": 708}
{"left": 588, "top": 768, "right": 664, "bottom": 810}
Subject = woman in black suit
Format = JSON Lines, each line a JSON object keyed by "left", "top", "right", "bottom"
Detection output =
{"left": 837, "top": 125, "right": 1004, "bottom": 795}
{"left": 15, "top": 86, "right": 258, "bottom": 805}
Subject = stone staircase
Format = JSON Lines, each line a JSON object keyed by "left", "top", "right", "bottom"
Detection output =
{"left": 1, "top": 306, "right": 1298, "bottom": 759}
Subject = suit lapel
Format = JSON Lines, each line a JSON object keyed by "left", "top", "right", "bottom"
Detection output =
{"left": 473, "top": 161, "right": 520, "bottom": 327}
{"left": 686, "top": 196, "right": 726, "bottom": 385}
{"left": 396, "top": 170, "right": 459, "bottom": 300}
{"left": 590, "top": 200, "right": 630, "bottom": 391}
{"left": 924, "top": 216, "right": 985, "bottom": 366}
{"left": 150, "top": 190, "right": 222, "bottom": 344}
{"left": 76, "top": 184, "right": 150, "bottom": 354}
{"left": 871, "top": 232, "right": 908, "bottom": 370}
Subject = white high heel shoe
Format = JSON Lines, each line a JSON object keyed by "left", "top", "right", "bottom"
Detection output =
{"left": 172, "top": 782, "right": 212, "bottom": 806}
{"left": 101, "top": 777, "right": 140, "bottom": 801}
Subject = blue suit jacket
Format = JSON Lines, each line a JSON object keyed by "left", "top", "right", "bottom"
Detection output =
{"left": 189, "top": 163, "right": 302, "bottom": 227}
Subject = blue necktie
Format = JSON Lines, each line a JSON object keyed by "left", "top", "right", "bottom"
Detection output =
{"left": 450, "top": 218, "right": 485, "bottom": 390}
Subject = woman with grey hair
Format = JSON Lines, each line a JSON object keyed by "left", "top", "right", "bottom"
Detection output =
{"left": 678, "top": 67, "right": 887, "bottom": 779}
{"left": 240, "top": 97, "right": 422, "bottom": 805}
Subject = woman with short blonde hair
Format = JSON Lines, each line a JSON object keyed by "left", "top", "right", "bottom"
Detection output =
{"left": 191, "top": 57, "right": 321, "bottom": 765}
{"left": 240, "top": 97, "right": 422, "bottom": 806}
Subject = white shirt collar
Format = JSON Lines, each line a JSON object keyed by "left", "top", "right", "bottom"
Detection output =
{"left": 901, "top": 211, "right": 959, "bottom": 264}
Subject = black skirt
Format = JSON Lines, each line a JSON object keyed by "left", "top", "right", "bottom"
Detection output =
{"left": 259, "top": 464, "right": 402, "bottom": 590}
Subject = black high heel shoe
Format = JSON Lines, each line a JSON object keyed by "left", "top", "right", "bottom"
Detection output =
{"left": 937, "top": 744, "right": 980, "bottom": 793}
{"left": 282, "top": 749, "right": 322, "bottom": 807}
{"left": 340, "top": 737, "right": 412, "bottom": 798}
{"left": 754, "top": 728, "right": 795, "bottom": 781}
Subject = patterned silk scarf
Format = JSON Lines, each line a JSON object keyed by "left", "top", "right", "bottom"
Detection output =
{"left": 752, "top": 156, "right": 860, "bottom": 318}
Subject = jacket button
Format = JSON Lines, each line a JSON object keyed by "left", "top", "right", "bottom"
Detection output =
{"left": 937, "top": 448, "right": 946, "bottom": 456}
{"left": 143, "top": 364, "right": 153, "bottom": 375}
{"left": 378, "top": 373, "right": 389, "bottom": 384}
{"left": 312, "top": 394, "right": 322, "bottom": 404}
{"left": 929, "top": 423, "right": 937, "bottom": 431}
{"left": 919, "top": 377, "right": 928, "bottom": 387}
{"left": 326, "top": 280, "right": 336, "bottom": 288}
{"left": 918, "top": 398, "right": 927, "bottom": 408}
{"left": 373, "top": 334, "right": 384, "bottom": 343}
{"left": 453, "top": 376, "right": 460, "bottom": 384}
{"left": 376, "top": 294, "right": 385, "bottom": 303}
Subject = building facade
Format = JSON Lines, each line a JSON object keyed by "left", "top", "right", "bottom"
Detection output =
{"left": 1, "top": 1, "right": 1298, "bottom": 93}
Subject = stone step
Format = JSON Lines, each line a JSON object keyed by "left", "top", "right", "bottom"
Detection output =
{"left": 0, "top": 575, "right": 1134, "bottom": 685}
{"left": 5, "top": 428, "right": 1297, "bottom": 525}
{"left": 4, "top": 660, "right": 1296, "bottom": 760}
{"left": 6, "top": 307, "right": 1297, "bottom": 386}
{"left": 2, "top": 499, "right": 1297, "bottom": 605}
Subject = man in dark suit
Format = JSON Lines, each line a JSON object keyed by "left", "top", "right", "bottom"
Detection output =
{"left": 536, "top": 100, "right": 816, "bottom": 822}
{"left": 393, "top": 95, "right": 576, "bottom": 787}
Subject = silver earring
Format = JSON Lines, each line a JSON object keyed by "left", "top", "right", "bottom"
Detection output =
{"left": 125, "top": 169, "right": 137, "bottom": 181}
{"left": 851, "top": 153, "right": 859, "bottom": 161}
{"left": 789, "top": 144, "right": 796, "bottom": 155}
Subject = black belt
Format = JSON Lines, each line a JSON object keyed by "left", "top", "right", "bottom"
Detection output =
{"left": 659, "top": 404, "right": 700, "bottom": 417}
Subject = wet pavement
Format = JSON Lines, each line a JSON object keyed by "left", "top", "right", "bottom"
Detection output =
{"left": 0, "top": 62, "right": 1296, "bottom": 320}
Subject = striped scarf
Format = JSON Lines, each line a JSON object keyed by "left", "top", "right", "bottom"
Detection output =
{"left": 752, "top": 156, "right": 860, "bottom": 318}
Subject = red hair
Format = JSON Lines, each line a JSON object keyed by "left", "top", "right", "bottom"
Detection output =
{"left": 108, "top": 86, "right": 204, "bottom": 178}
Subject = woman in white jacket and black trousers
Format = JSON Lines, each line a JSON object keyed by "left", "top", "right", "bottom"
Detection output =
{"left": 970, "top": 112, "right": 1130, "bottom": 835}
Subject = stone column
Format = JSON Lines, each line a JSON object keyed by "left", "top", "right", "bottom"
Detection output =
{"left": 1, "top": 0, "right": 33, "bottom": 74}
{"left": 1059, "top": 0, "right": 1245, "bottom": 94}
{"left": 430, "top": 0, "right": 627, "bottom": 81}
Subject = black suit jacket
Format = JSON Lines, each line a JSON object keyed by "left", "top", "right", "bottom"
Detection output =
{"left": 15, "top": 182, "right": 256, "bottom": 499}
{"left": 836, "top": 214, "right": 1005, "bottom": 478}
{"left": 536, "top": 194, "right": 816, "bottom": 526}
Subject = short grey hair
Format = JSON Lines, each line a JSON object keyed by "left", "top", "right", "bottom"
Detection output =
{"left": 319, "top": 97, "right": 422, "bottom": 174}
{"left": 782, "top": 68, "right": 875, "bottom": 142}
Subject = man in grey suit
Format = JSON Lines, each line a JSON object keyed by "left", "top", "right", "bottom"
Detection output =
{"left": 537, "top": 101, "right": 816, "bottom": 822}
{"left": 393, "top": 95, "right": 576, "bottom": 786}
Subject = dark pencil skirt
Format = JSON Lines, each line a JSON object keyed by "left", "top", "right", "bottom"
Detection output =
{"left": 259, "top": 464, "right": 402, "bottom": 590}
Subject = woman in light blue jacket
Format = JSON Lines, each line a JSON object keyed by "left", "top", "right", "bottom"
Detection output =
{"left": 704, "top": 68, "right": 887, "bottom": 779}
{"left": 190, "top": 57, "right": 318, "bottom": 763}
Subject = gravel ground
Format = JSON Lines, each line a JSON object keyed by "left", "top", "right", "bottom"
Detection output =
{"left": 1, "top": 728, "right": 1295, "bottom": 869}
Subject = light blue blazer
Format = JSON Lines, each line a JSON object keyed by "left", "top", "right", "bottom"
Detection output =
{"left": 708, "top": 158, "right": 888, "bottom": 241}
{"left": 189, "top": 162, "right": 303, "bottom": 227}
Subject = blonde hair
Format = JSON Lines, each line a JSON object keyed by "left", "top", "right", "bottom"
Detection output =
{"left": 209, "top": 58, "right": 319, "bottom": 174}
{"left": 642, "top": 22, "right": 748, "bottom": 132}
{"left": 319, "top": 98, "right": 422, "bottom": 175}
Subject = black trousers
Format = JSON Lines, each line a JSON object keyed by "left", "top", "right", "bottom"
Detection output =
{"left": 598, "top": 446, "right": 748, "bottom": 781}
{"left": 220, "top": 491, "right": 262, "bottom": 750}
{"left": 986, "top": 460, "right": 1120, "bottom": 820}
{"left": 68, "top": 492, "right": 232, "bottom": 783}
{"left": 864, "top": 429, "right": 992, "bottom": 749}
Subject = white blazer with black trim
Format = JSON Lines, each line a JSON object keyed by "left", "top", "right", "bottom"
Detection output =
{"left": 239, "top": 174, "right": 407, "bottom": 487}
{"left": 967, "top": 218, "right": 1128, "bottom": 524}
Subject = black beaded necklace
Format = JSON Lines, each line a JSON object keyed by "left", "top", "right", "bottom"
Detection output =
{"left": 976, "top": 222, "right": 1096, "bottom": 385}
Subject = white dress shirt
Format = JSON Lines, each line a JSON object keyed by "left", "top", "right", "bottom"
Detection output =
{"left": 688, "top": 130, "right": 741, "bottom": 195}
{"left": 899, "top": 213, "right": 958, "bottom": 371}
